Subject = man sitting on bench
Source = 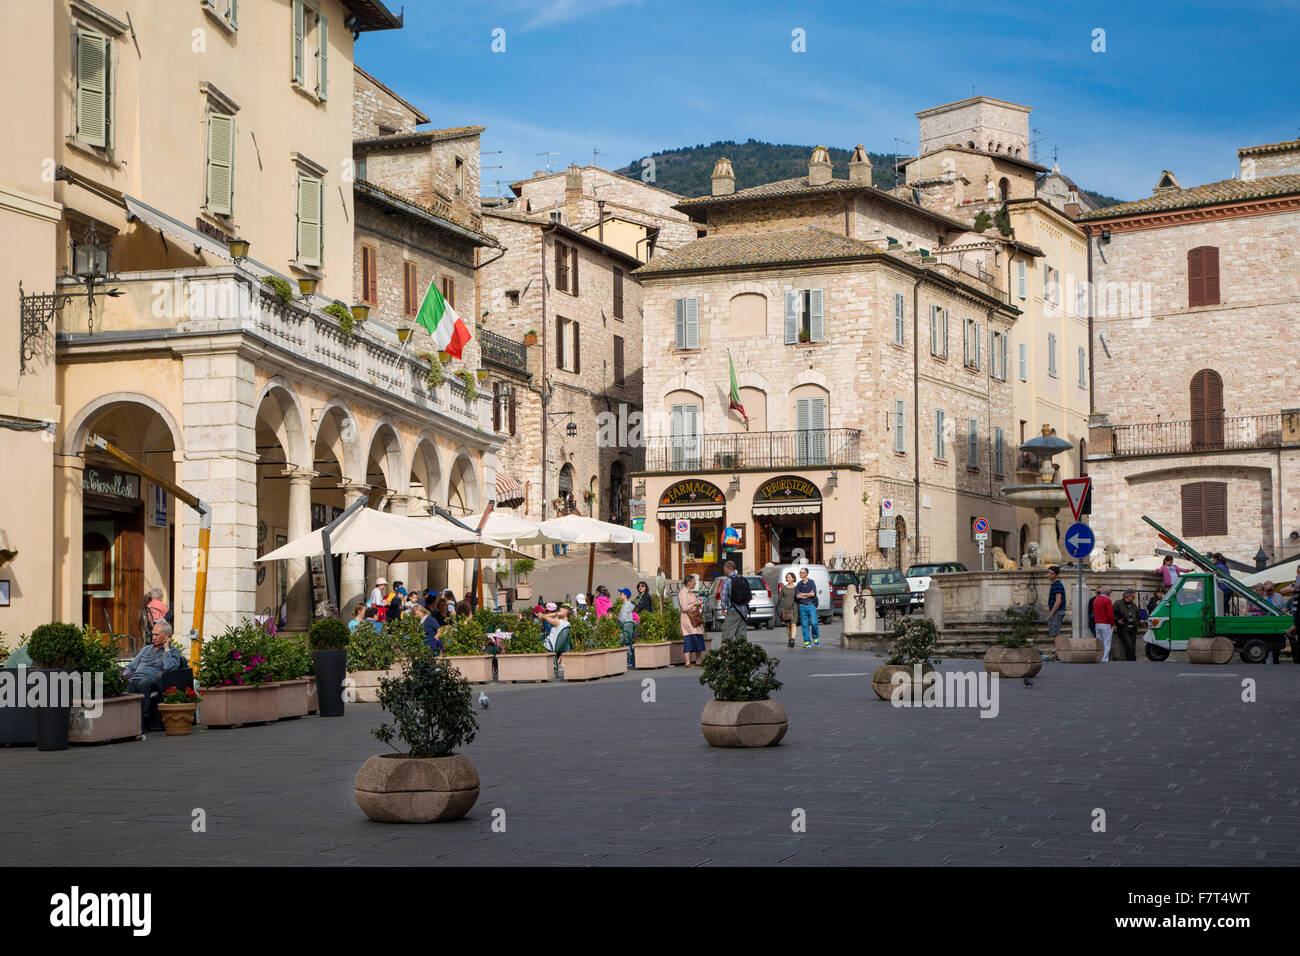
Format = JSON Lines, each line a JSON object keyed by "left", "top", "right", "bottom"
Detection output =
{"left": 125, "top": 621, "right": 186, "bottom": 726}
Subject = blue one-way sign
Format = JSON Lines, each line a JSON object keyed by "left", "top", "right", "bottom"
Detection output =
{"left": 1063, "top": 522, "right": 1095, "bottom": 559}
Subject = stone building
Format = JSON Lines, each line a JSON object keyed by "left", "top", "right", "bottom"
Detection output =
{"left": 2, "top": 0, "right": 508, "bottom": 648}
{"left": 1081, "top": 139, "right": 1300, "bottom": 564}
{"left": 633, "top": 147, "right": 1020, "bottom": 580}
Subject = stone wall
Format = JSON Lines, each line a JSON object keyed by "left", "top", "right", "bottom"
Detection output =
{"left": 353, "top": 67, "right": 423, "bottom": 140}
{"left": 918, "top": 98, "right": 1031, "bottom": 157}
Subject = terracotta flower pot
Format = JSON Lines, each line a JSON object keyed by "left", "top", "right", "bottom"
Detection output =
{"left": 560, "top": 649, "right": 606, "bottom": 681}
{"left": 1186, "top": 636, "right": 1234, "bottom": 664}
{"left": 983, "top": 646, "right": 1043, "bottom": 679}
{"left": 157, "top": 702, "right": 198, "bottom": 736}
{"left": 700, "top": 699, "right": 788, "bottom": 747}
{"left": 871, "top": 663, "right": 936, "bottom": 701}
{"left": 446, "top": 655, "right": 493, "bottom": 683}
{"left": 354, "top": 753, "right": 480, "bottom": 823}
{"left": 633, "top": 642, "right": 671, "bottom": 670}
{"left": 1054, "top": 636, "right": 1104, "bottom": 663}
{"left": 523, "top": 332, "right": 538, "bottom": 346}
{"left": 496, "top": 652, "right": 552, "bottom": 682}
{"left": 70, "top": 694, "right": 145, "bottom": 745}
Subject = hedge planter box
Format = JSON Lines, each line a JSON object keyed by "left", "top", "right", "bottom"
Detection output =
{"left": 1054, "top": 636, "right": 1104, "bottom": 663}
{"left": 983, "top": 647, "right": 1044, "bottom": 679}
{"left": 603, "top": 648, "right": 628, "bottom": 677}
{"left": 351, "top": 667, "right": 405, "bottom": 703}
{"left": 69, "top": 694, "right": 144, "bottom": 745}
{"left": 274, "top": 679, "right": 311, "bottom": 719}
{"left": 561, "top": 649, "right": 607, "bottom": 681}
{"left": 871, "top": 663, "right": 936, "bottom": 702}
{"left": 496, "top": 652, "right": 552, "bottom": 683}
{"left": 667, "top": 640, "right": 686, "bottom": 666}
{"left": 700, "top": 699, "right": 788, "bottom": 748}
{"left": 1187, "top": 637, "right": 1234, "bottom": 664}
{"left": 633, "top": 642, "right": 671, "bottom": 670}
{"left": 447, "top": 655, "right": 493, "bottom": 684}
{"left": 200, "top": 684, "right": 279, "bottom": 727}
{"left": 355, "top": 753, "right": 480, "bottom": 823}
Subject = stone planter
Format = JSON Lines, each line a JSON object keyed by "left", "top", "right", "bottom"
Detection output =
{"left": 69, "top": 694, "right": 145, "bottom": 745}
{"left": 274, "top": 679, "right": 311, "bottom": 719}
{"left": 983, "top": 646, "right": 1044, "bottom": 679}
{"left": 560, "top": 649, "right": 607, "bottom": 681}
{"left": 496, "top": 652, "right": 552, "bottom": 682}
{"left": 157, "top": 702, "right": 198, "bottom": 736}
{"left": 199, "top": 683, "right": 279, "bottom": 728}
{"left": 633, "top": 642, "right": 671, "bottom": 669}
{"left": 667, "top": 640, "right": 686, "bottom": 666}
{"left": 306, "top": 677, "right": 318, "bottom": 714}
{"left": 1054, "top": 636, "right": 1104, "bottom": 663}
{"left": 514, "top": 582, "right": 533, "bottom": 600}
{"left": 871, "top": 663, "right": 936, "bottom": 702}
{"left": 350, "top": 666, "right": 405, "bottom": 703}
{"left": 1187, "top": 636, "right": 1234, "bottom": 664}
{"left": 700, "top": 699, "right": 788, "bottom": 748}
{"left": 355, "top": 753, "right": 480, "bottom": 823}
{"left": 446, "top": 655, "right": 493, "bottom": 684}
{"left": 602, "top": 647, "right": 628, "bottom": 677}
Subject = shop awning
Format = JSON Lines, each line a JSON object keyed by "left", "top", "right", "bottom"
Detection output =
{"left": 494, "top": 472, "right": 524, "bottom": 507}
{"left": 657, "top": 503, "right": 725, "bottom": 521}
{"left": 752, "top": 501, "right": 821, "bottom": 516}
{"left": 124, "top": 194, "right": 233, "bottom": 261}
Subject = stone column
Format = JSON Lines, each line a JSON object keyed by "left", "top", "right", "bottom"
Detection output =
{"left": 1035, "top": 506, "right": 1063, "bottom": 565}
{"left": 52, "top": 453, "right": 86, "bottom": 625}
{"left": 386, "top": 493, "right": 413, "bottom": 596}
{"left": 284, "top": 470, "right": 315, "bottom": 631}
{"left": 339, "top": 482, "right": 369, "bottom": 611}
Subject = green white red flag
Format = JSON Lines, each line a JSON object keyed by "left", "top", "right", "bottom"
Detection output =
{"left": 728, "top": 352, "right": 747, "bottom": 424}
{"left": 415, "top": 280, "right": 471, "bottom": 358}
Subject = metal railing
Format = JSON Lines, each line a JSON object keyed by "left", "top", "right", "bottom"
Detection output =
{"left": 478, "top": 326, "right": 528, "bottom": 372}
{"left": 1110, "top": 414, "right": 1282, "bottom": 457}
{"left": 642, "top": 428, "right": 861, "bottom": 472}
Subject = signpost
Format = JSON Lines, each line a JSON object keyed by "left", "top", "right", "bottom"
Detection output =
{"left": 674, "top": 518, "right": 691, "bottom": 542}
{"left": 1064, "top": 521, "right": 1096, "bottom": 639}
{"left": 1062, "top": 477, "right": 1091, "bottom": 522}
{"left": 881, "top": 499, "right": 894, "bottom": 518}
{"left": 973, "top": 517, "right": 989, "bottom": 570}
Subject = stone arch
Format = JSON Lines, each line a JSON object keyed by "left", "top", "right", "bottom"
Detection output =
{"left": 254, "top": 377, "right": 310, "bottom": 469}
{"left": 658, "top": 371, "right": 708, "bottom": 407}
{"left": 364, "top": 416, "right": 408, "bottom": 494}
{"left": 407, "top": 432, "right": 445, "bottom": 513}
{"left": 63, "top": 391, "right": 184, "bottom": 458}
{"left": 445, "top": 448, "right": 482, "bottom": 516}
{"left": 313, "top": 398, "right": 363, "bottom": 480}
{"left": 788, "top": 368, "right": 832, "bottom": 392}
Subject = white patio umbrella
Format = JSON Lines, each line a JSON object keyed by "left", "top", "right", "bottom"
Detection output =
{"left": 257, "top": 507, "right": 526, "bottom": 564}
{"left": 463, "top": 511, "right": 580, "bottom": 547}
{"left": 535, "top": 514, "right": 654, "bottom": 593}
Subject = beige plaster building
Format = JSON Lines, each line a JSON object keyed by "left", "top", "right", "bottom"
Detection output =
{"left": 1081, "top": 139, "right": 1300, "bottom": 564}
{"left": 2, "top": 0, "right": 506, "bottom": 650}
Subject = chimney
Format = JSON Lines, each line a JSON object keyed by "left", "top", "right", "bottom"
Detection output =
{"left": 711, "top": 156, "right": 735, "bottom": 196}
{"left": 1152, "top": 169, "right": 1181, "bottom": 196}
{"left": 848, "top": 144, "right": 873, "bottom": 186}
{"left": 808, "top": 146, "right": 832, "bottom": 186}
{"left": 1063, "top": 190, "right": 1082, "bottom": 220}
{"left": 565, "top": 164, "right": 582, "bottom": 202}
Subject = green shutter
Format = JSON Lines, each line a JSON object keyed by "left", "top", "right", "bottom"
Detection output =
{"left": 76, "top": 31, "right": 109, "bottom": 148}
{"left": 297, "top": 174, "right": 322, "bottom": 266}
{"left": 206, "top": 113, "right": 235, "bottom": 216}
{"left": 809, "top": 289, "right": 824, "bottom": 342}
{"left": 227, "top": 0, "right": 238, "bottom": 27}
{"left": 685, "top": 297, "right": 698, "bottom": 349}
{"left": 316, "top": 13, "right": 328, "bottom": 98}
{"left": 674, "top": 298, "right": 685, "bottom": 349}
{"left": 292, "top": 0, "right": 305, "bottom": 83}
{"left": 784, "top": 291, "right": 798, "bottom": 344}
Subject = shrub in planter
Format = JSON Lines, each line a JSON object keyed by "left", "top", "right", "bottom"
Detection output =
{"left": 503, "top": 617, "right": 547, "bottom": 654}
{"left": 698, "top": 636, "right": 786, "bottom": 747}
{"left": 198, "top": 621, "right": 276, "bottom": 688}
{"left": 497, "top": 616, "right": 550, "bottom": 681}
{"left": 512, "top": 558, "right": 535, "bottom": 581}
{"left": 985, "top": 606, "right": 1044, "bottom": 679}
{"left": 26, "top": 622, "right": 84, "bottom": 751}
{"left": 442, "top": 617, "right": 493, "bottom": 682}
{"left": 309, "top": 617, "right": 351, "bottom": 717}
{"left": 268, "top": 634, "right": 312, "bottom": 682}
{"left": 873, "top": 617, "right": 940, "bottom": 701}
{"left": 355, "top": 647, "right": 480, "bottom": 823}
{"left": 348, "top": 621, "right": 419, "bottom": 672}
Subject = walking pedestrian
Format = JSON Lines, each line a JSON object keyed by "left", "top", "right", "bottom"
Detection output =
{"left": 794, "top": 566, "right": 819, "bottom": 647}
{"left": 1046, "top": 566, "right": 1067, "bottom": 637}
{"left": 414, "top": 604, "right": 443, "bottom": 654}
{"left": 678, "top": 574, "right": 706, "bottom": 667}
{"left": 1093, "top": 586, "right": 1115, "bottom": 661}
{"left": 778, "top": 571, "right": 798, "bottom": 648}
{"left": 1114, "top": 589, "right": 1141, "bottom": 661}
{"left": 717, "top": 560, "right": 751, "bottom": 643}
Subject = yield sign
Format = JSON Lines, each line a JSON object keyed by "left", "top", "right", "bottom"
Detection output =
{"left": 1062, "top": 477, "right": 1091, "bottom": 521}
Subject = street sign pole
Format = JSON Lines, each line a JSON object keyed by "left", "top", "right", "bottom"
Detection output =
{"left": 1063, "top": 520, "right": 1096, "bottom": 640}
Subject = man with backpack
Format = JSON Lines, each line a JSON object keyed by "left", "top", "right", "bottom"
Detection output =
{"left": 717, "top": 560, "right": 751, "bottom": 643}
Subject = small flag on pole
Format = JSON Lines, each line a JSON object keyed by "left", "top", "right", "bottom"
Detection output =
{"left": 414, "top": 280, "right": 471, "bottom": 359}
{"left": 728, "top": 352, "right": 747, "bottom": 425}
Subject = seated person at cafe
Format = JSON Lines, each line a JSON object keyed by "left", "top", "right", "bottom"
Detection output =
{"left": 124, "top": 620, "right": 186, "bottom": 721}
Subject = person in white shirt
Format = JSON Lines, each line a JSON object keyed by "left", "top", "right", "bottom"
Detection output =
{"left": 366, "top": 577, "right": 387, "bottom": 610}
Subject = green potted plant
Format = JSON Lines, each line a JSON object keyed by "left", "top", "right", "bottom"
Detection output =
{"left": 698, "top": 635, "right": 786, "bottom": 747}
{"left": 309, "top": 617, "right": 351, "bottom": 717}
{"left": 157, "top": 685, "right": 203, "bottom": 735}
{"left": 260, "top": 274, "right": 294, "bottom": 306}
{"left": 348, "top": 619, "right": 420, "bottom": 701}
{"left": 442, "top": 616, "right": 494, "bottom": 684}
{"left": 453, "top": 368, "right": 478, "bottom": 401}
{"left": 355, "top": 647, "right": 480, "bottom": 823}
{"left": 26, "top": 622, "right": 84, "bottom": 751}
{"left": 497, "top": 616, "right": 551, "bottom": 682}
{"left": 872, "top": 617, "right": 939, "bottom": 701}
{"left": 197, "top": 621, "right": 280, "bottom": 726}
{"left": 419, "top": 352, "right": 445, "bottom": 390}
{"left": 323, "top": 300, "right": 359, "bottom": 336}
{"left": 631, "top": 607, "right": 673, "bottom": 670}
{"left": 512, "top": 557, "right": 535, "bottom": 601}
{"left": 984, "top": 606, "right": 1044, "bottom": 678}
{"left": 523, "top": 329, "right": 538, "bottom": 345}
{"left": 68, "top": 624, "right": 142, "bottom": 745}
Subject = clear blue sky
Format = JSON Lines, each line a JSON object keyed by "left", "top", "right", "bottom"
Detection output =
{"left": 356, "top": 0, "right": 1300, "bottom": 200}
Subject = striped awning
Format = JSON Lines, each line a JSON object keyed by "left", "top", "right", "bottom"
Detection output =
{"left": 495, "top": 472, "right": 524, "bottom": 506}
{"left": 752, "top": 501, "right": 821, "bottom": 516}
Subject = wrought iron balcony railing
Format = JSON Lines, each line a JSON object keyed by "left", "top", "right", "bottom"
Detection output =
{"left": 642, "top": 428, "right": 861, "bottom": 472}
{"left": 478, "top": 326, "right": 528, "bottom": 372}
{"left": 1109, "top": 414, "right": 1282, "bottom": 457}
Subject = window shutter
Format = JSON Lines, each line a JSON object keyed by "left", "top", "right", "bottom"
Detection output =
{"left": 809, "top": 289, "right": 824, "bottom": 343}
{"left": 492, "top": 382, "right": 502, "bottom": 431}
{"left": 613, "top": 268, "right": 623, "bottom": 319}
{"left": 1188, "top": 247, "right": 1204, "bottom": 307}
{"left": 444, "top": 276, "right": 454, "bottom": 308}
{"left": 796, "top": 398, "right": 810, "bottom": 464}
{"left": 935, "top": 409, "right": 945, "bottom": 459}
{"left": 556, "top": 316, "right": 564, "bottom": 369}
{"left": 963, "top": 318, "right": 970, "bottom": 364}
{"left": 1191, "top": 369, "right": 1224, "bottom": 449}
{"left": 1204, "top": 482, "right": 1227, "bottom": 535}
{"left": 1047, "top": 333, "right": 1056, "bottom": 375}
{"left": 570, "top": 246, "right": 579, "bottom": 295}
{"left": 1182, "top": 482, "right": 1205, "bottom": 537}
{"left": 941, "top": 309, "right": 949, "bottom": 358}
{"left": 227, "top": 0, "right": 238, "bottom": 28}
{"left": 1078, "top": 346, "right": 1086, "bottom": 387}
{"left": 367, "top": 247, "right": 377, "bottom": 303}
{"left": 296, "top": 174, "right": 322, "bottom": 267}
{"left": 975, "top": 322, "right": 981, "bottom": 369}
{"left": 205, "top": 112, "right": 235, "bottom": 216}
{"left": 75, "top": 31, "right": 110, "bottom": 148}
{"left": 994, "top": 427, "right": 1004, "bottom": 474}
{"left": 810, "top": 397, "right": 827, "bottom": 464}
{"left": 555, "top": 243, "right": 566, "bottom": 293}
{"left": 784, "top": 291, "right": 798, "bottom": 344}
{"left": 508, "top": 392, "right": 517, "bottom": 435}
{"left": 1203, "top": 246, "right": 1219, "bottom": 305}
{"left": 1017, "top": 259, "right": 1026, "bottom": 299}
{"left": 292, "top": 0, "right": 305, "bottom": 83}
{"left": 614, "top": 335, "right": 624, "bottom": 385}
{"left": 930, "top": 306, "right": 938, "bottom": 354}
{"left": 674, "top": 298, "right": 685, "bottom": 349}
{"left": 1019, "top": 342, "right": 1027, "bottom": 381}
{"left": 685, "top": 297, "right": 699, "bottom": 349}
{"left": 573, "top": 322, "right": 580, "bottom": 374}
{"left": 316, "top": 13, "right": 328, "bottom": 99}
{"left": 894, "top": 400, "right": 906, "bottom": 453}
{"left": 968, "top": 419, "right": 978, "bottom": 466}
{"left": 894, "top": 292, "right": 905, "bottom": 345}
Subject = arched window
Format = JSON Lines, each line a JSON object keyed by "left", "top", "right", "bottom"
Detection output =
{"left": 1190, "top": 369, "right": 1224, "bottom": 450}
{"left": 998, "top": 177, "right": 1010, "bottom": 200}
{"left": 1188, "top": 246, "right": 1220, "bottom": 307}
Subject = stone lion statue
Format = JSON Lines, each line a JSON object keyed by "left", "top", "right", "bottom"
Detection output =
{"left": 1087, "top": 541, "right": 1121, "bottom": 571}
{"left": 1020, "top": 541, "right": 1041, "bottom": 568}
{"left": 991, "top": 545, "right": 1018, "bottom": 571}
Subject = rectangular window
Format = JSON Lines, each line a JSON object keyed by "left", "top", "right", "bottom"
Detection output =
{"left": 784, "top": 289, "right": 824, "bottom": 344}
{"left": 442, "top": 275, "right": 454, "bottom": 308}
{"left": 1043, "top": 263, "right": 1050, "bottom": 299}
{"left": 1181, "top": 481, "right": 1228, "bottom": 537}
{"left": 1017, "top": 259, "right": 1026, "bottom": 299}
{"left": 361, "top": 244, "right": 377, "bottom": 305}
{"left": 968, "top": 419, "right": 978, "bottom": 467}
{"left": 670, "top": 403, "right": 701, "bottom": 470}
{"left": 1047, "top": 332, "right": 1058, "bottom": 378}
{"left": 994, "top": 427, "right": 1004, "bottom": 475}
{"left": 675, "top": 297, "right": 699, "bottom": 349}
{"left": 613, "top": 335, "right": 624, "bottom": 386}
{"left": 454, "top": 157, "right": 464, "bottom": 197}
{"left": 75, "top": 29, "right": 112, "bottom": 149}
{"left": 205, "top": 111, "right": 235, "bottom": 216}
{"left": 295, "top": 172, "right": 323, "bottom": 267}
{"left": 935, "top": 409, "right": 946, "bottom": 460}
{"left": 555, "top": 242, "right": 568, "bottom": 293}
{"left": 1018, "top": 342, "right": 1027, "bottom": 381}
{"left": 1076, "top": 280, "right": 1087, "bottom": 318}
{"left": 894, "top": 400, "right": 906, "bottom": 454}
{"left": 613, "top": 267, "right": 624, "bottom": 319}
{"left": 1188, "top": 246, "right": 1221, "bottom": 307}
{"left": 1078, "top": 346, "right": 1087, "bottom": 388}
{"left": 964, "top": 318, "right": 981, "bottom": 369}
{"left": 795, "top": 397, "right": 828, "bottom": 466}
{"left": 929, "top": 306, "right": 948, "bottom": 358}
{"left": 402, "top": 261, "right": 417, "bottom": 317}
{"left": 893, "top": 292, "right": 905, "bottom": 346}
{"left": 555, "top": 317, "right": 580, "bottom": 372}
{"left": 989, "top": 330, "right": 1007, "bottom": 381}
{"left": 315, "top": 11, "right": 328, "bottom": 98}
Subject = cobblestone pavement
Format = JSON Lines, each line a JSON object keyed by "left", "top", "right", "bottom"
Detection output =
{"left": 2, "top": 623, "right": 1298, "bottom": 866}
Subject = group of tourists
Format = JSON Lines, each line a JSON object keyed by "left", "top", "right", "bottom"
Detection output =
{"left": 350, "top": 576, "right": 473, "bottom": 654}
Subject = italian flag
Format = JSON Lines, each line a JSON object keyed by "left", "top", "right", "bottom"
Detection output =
{"left": 728, "top": 351, "right": 748, "bottom": 424}
{"left": 415, "top": 281, "right": 471, "bottom": 358}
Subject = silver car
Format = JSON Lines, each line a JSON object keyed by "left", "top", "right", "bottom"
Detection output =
{"left": 702, "top": 575, "right": 776, "bottom": 630}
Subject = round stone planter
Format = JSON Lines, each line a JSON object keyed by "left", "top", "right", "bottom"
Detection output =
{"left": 157, "top": 702, "right": 198, "bottom": 736}
{"left": 983, "top": 646, "right": 1044, "bottom": 679}
{"left": 1186, "top": 636, "right": 1234, "bottom": 665}
{"left": 354, "top": 753, "right": 480, "bottom": 823}
{"left": 700, "top": 699, "right": 788, "bottom": 748}
{"left": 1054, "top": 636, "right": 1104, "bottom": 663}
{"left": 871, "top": 663, "right": 936, "bottom": 702}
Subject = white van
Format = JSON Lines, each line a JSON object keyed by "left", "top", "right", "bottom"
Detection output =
{"left": 761, "top": 563, "right": 833, "bottom": 624}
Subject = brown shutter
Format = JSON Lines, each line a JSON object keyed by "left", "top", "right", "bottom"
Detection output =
{"left": 1204, "top": 482, "right": 1227, "bottom": 535}
{"left": 556, "top": 315, "right": 564, "bottom": 368}
{"left": 367, "top": 247, "right": 377, "bottom": 304}
{"left": 1203, "top": 246, "right": 1219, "bottom": 305}
{"left": 402, "top": 261, "right": 411, "bottom": 315}
{"left": 573, "top": 321, "right": 580, "bottom": 374}
{"left": 1188, "top": 248, "right": 1203, "bottom": 307}
{"left": 614, "top": 335, "right": 624, "bottom": 385}
{"left": 1181, "top": 482, "right": 1204, "bottom": 537}
{"left": 443, "top": 275, "right": 454, "bottom": 308}
{"left": 508, "top": 391, "right": 516, "bottom": 435}
{"left": 555, "top": 243, "right": 566, "bottom": 293}
{"left": 570, "top": 245, "right": 579, "bottom": 295}
{"left": 613, "top": 267, "right": 623, "bottom": 318}
{"left": 1190, "top": 369, "right": 1224, "bottom": 449}
{"left": 492, "top": 382, "right": 501, "bottom": 431}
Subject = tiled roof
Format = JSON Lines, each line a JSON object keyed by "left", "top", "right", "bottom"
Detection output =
{"left": 353, "top": 65, "right": 430, "bottom": 124}
{"left": 1078, "top": 173, "right": 1300, "bottom": 221}
{"left": 354, "top": 126, "right": 486, "bottom": 149}
{"left": 354, "top": 179, "right": 500, "bottom": 247}
{"left": 1238, "top": 139, "right": 1300, "bottom": 157}
{"left": 633, "top": 226, "right": 883, "bottom": 275}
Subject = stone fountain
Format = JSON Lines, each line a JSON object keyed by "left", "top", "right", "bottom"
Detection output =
{"left": 1001, "top": 425, "right": 1074, "bottom": 565}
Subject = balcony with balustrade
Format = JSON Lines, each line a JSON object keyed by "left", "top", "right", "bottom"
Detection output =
{"left": 641, "top": 428, "right": 862, "bottom": 474}
{"left": 1093, "top": 414, "right": 1287, "bottom": 459}
{"left": 477, "top": 325, "right": 528, "bottom": 374}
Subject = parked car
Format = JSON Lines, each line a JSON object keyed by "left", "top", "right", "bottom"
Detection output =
{"left": 829, "top": 571, "right": 859, "bottom": 616}
{"left": 859, "top": 568, "right": 913, "bottom": 614}
{"left": 905, "top": 562, "right": 968, "bottom": 610}
{"left": 702, "top": 575, "right": 776, "bottom": 630}
{"left": 760, "top": 564, "right": 834, "bottom": 624}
